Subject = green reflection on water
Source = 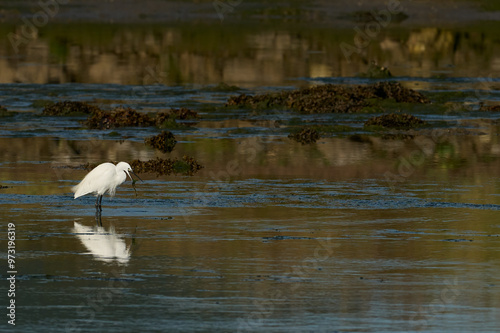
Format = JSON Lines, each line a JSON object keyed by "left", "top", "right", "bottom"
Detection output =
{"left": 1, "top": 21, "right": 500, "bottom": 85}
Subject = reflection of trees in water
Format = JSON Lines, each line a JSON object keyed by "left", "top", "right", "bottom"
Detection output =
{"left": 0, "top": 25, "right": 498, "bottom": 85}
{"left": 1, "top": 123, "right": 500, "bottom": 185}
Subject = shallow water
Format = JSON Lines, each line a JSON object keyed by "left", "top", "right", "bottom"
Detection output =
{"left": 1, "top": 117, "right": 500, "bottom": 332}
{"left": 1, "top": 4, "right": 500, "bottom": 331}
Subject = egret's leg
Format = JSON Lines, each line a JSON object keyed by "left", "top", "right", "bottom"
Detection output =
{"left": 95, "top": 208, "right": 102, "bottom": 226}
{"left": 95, "top": 195, "right": 103, "bottom": 212}
{"left": 99, "top": 195, "right": 103, "bottom": 211}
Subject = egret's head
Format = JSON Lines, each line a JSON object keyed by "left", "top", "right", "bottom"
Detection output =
{"left": 116, "top": 162, "right": 142, "bottom": 182}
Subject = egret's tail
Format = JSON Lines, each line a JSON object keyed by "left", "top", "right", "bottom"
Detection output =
{"left": 72, "top": 184, "right": 80, "bottom": 199}
{"left": 72, "top": 183, "right": 89, "bottom": 199}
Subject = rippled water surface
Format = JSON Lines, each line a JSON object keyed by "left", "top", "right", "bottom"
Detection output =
{"left": 1, "top": 2, "right": 500, "bottom": 331}
{"left": 2, "top": 112, "right": 500, "bottom": 332}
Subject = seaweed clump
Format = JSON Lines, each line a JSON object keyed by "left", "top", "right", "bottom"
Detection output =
{"left": 86, "top": 107, "right": 198, "bottom": 129}
{"left": 155, "top": 108, "right": 199, "bottom": 129}
{"left": 145, "top": 131, "right": 177, "bottom": 153}
{"left": 86, "top": 106, "right": 152, "bottom": 129}
{"left": 130, "top": 156, "right": 203, "bottom": 176}
{"left": 288, "top": 127, "right": 321, "bottom": 144}
{"left": 227, "top": 82, "right": 429, "bottom": 114}
{"left": 83, "top": 156, "right": 203, "bottom": 176}
{"left": 42, "top": 101, "right": 101, "bottom": 116}
{"left": 364, "top": 113, "right": 427, "bottom": 130}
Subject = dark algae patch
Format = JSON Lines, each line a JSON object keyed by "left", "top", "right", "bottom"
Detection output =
{"left": 364, "top": 113, "right": 428, "bottom": 130}
{"left": 130, "top": 156, "right": 203, "bottom": 176}
{"left": 288, "top": 127, "right": 321, "bottom": 144}
{"left": 145, "top": 131, "right": 177, "bottom": 153}
{"left": 38, "top": 102, "right": 199, "bottom": 129}
{"left": 83, "top": 156, "right": 203, "bottom": 176}
{"left": 42, "top": 101, "right": 101, "bottom": 116}
{"left": 85, "top": 106, "right": 198, "bottom": 129}
{"left": 156, "top": 108, "right": 198, "bottom": 121}
{"left": 155, "top": 107, "right": 199, "bottom": 130}
{"left": 86, "top": 106, "right": 153, "bottom": 129}
{"left": 227, "top": 82, "right": 429, "bottom": 113}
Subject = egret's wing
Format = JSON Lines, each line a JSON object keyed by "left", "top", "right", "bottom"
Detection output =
{"left": 72, "top": 163, "right": 115, "bottom": 198}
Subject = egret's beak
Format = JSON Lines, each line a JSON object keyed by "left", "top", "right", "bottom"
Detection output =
{"left": 132, "top": 170, "right": 143, "bottom": 182}
{"left": 128, "top": 170, "right": 143, "bottom": 182}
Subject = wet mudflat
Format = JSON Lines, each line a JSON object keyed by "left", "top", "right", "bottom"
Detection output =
{"left": 1, "top": 1, "right": 500, "bottom": 331}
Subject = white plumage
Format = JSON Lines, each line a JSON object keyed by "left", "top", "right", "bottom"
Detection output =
{"left": 72, "top": 161, "right": 141, "bottom": 210}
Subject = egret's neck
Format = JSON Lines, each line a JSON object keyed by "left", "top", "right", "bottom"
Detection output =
{"left": 116, "top": 170, "right": 127, "bottom": 184}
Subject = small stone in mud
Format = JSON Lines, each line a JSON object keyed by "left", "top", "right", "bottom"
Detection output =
{"left": 288, "top": 127, "right": 320, "bottom": 144}
{"left": 144, "top": 131, "right": 177, "bottom": 153}
{"left": 364, "top": 113, "right": 427, "bottom": 130}
{"left": 42, "top": 101, "right": 101, "bottom": 116}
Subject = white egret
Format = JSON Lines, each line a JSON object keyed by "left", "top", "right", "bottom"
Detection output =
{"left": 72, "top": 162, "right": 142, "bottom": 210}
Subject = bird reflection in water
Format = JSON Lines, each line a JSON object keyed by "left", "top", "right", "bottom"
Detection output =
{"left": 73, "top": 220, "right": 131, "bottom": 265}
